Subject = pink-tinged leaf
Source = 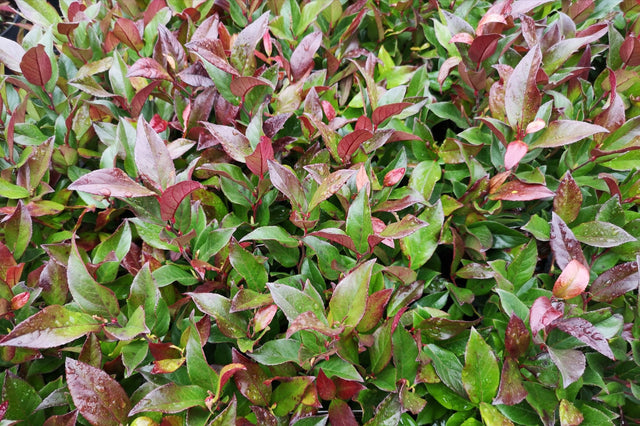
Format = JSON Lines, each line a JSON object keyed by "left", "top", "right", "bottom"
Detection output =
{"left": 268, "top": 160, "right": 307, "bottom": 210}
{"left": 309, "top": 228, "right": 356, "bottom": 252}
{"left": 594, "top": 71, "right": 625, "bottom": 134}
{"left": 450, "top": 32, "right": 474, "bottom": 44}
{"left": 372, "top": 102, "right": 413, "bottom": 126}
{"left": 149, "top": 113, "right": 168, "bottom": 133}
{"left": 530, "top": 120, "right": 608, "bottom": 149}
{"left": 229, "top": 76, "right": 271, "bottom": 98}
{"left": 69, "top": 168, "right": 156, "bottom": 198}
{"left": 322, "top": 100, "right": 336, "bottom": 121}
{"left": 201, "top": 123, "right": 252, "bottom": 162}
{"left": 559, "top": 399, "right": 584, "bottom": 426}
{"left": 156, "top": 25, "right": 187, "bottom": 71}
{"left": 337, "top": 129, "right": 373, "bottom": 161}
{"left": 216, "top": 363, "right": 246, "bottom": 399}
{"left": 0, "top": 37, "right": 25, "bottom": 72}
{"left": 0, "top": 305, "right": 101, "bottom": 348}
{"left": 379, "top": 215, "right": 428, "bottom": 239}
{"left": 20, "top": 45, "right": 52, "bottom": 87}
{"left": 357, "top": 288, "right": 393, "bottom": 333}
{"left": 308, "top": 169, "right": 356, "bottom": 211}
{"left": 543, "top": 25, "right": 608, "bottom": 74}
{"left": 383, "top": 167, "right": 405, "bottom": 187}
{"left": 43, "top": 410, "right": 78, "bottom": 426}
{"left": 556, "top": 317, "right": 614, "bottom": 359}
{"left": 135, "top": 116, "right": 176, "bottom": 191}
{"left": 505, "top": 314, "right": 531, "bottom": 358}
{"left": 232, "top": 349, "right": 272, "bottom": 406}
{"left": 504, "top": 140, "right": 528, "bottom": 170}
{"left": 129, "top": 383, "right": 208, "bottom": 415}
{"left": 591, "top": 261, "right": 639, "bottom": 302}
{"left": 530, "top": 296, "right": 563, "bottom": 337}
{"left": 66, "top": 358, "right": 131, "bottom": 426}
{"left": 547, "top": 347, "right": 585, "bottom": 388}
{"left": 328, "top": 399, "right": 358, "bottom": 426}
{"left": 553, "top": 259, "right": 590, "bottom": 299}
{"left": 469, "top": 34, "right": 502, "bottom": 64}
{"left": 553, "top": 171, "right": 582, "bottom": 224}
{"left": 373, "top": 193, "right": 424, "bottom": 213}
{"left": 246, "top": 137, "right": 274, "bottom": 179}
{"left": 328, "top": 260, "right": 375, "bottom": 329}
{"left": 438, "top": 57, "right": 461, "bottom": 88}
{"left": 286, "top": 311, "right": 343, "bottom": 338}
{"left": 230, "top": 12, "right": 269, "bottom": 75}
{"left": 550, "top": 212, "right": 588, "bottom": 269}
{"left": 159, "top": 181, "right": 204, "bottom": 222}
{"left": 4, "top": 200, "right": 31, "bottom": 260}
{"left": 505, "top": 45, "right": 541, "bottom": 130}
{"left": 10, "top": 292, "right": 29, "bottom": 310}
{"left": 291, "top": 31, "right": 323, "bottom": 81}
{"left": 264, "top": 113, "right": 292, "bottom": 138}
{"left": 356, "top": 164, "right": 369, "bottom": 192}
{"left": 127, "top": 57, "right": 172, "bottom": 81}
{"left": 526, "top": 118, "right": 546, "bottom": 134}
{"left": 113, "top": 17, "right": 143, "bottom": 51}
{"left": 493, "top": 357, "right": 527, "bottom": 405}
{"left": 489, "top": 180, "right": 554, "bottom": 201}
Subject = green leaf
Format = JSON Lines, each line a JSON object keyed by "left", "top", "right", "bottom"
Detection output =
{"left": 424, "top": 382, "right": 474, "bottom": 411}
{"left": 194, "top": 227, "right": 236, "bottom": 261}
{"left": 529, "top": 120, "right": 608, "bottom": 149}
{"left": 104, "top": 306, "right": 149, "bottom": 341}
{"left": 409, "top": 161, "right": 441, "bottom": 202}
{"left": 271, "top": 376, "right": 314, "bottom": 417}
{"left": 15, "top": 0, "right": 60, "bottom": 27}
{"left": 210, "top": 396, "right": 237, "bottom": 425}
{"left": 2, "top": 372, "right": 42, "bottom": 421}
{"left": 308, "top": 169, "right": 356, "bottom": 212}
{"left": 370, "top": 320, "right": 393, "bottom": 374}
{"left": 346, "top": 187, "right": 374, "bottom": 254}
{"left": 506, "top": 240, "right": 537, "bottom": 289}
{"left": 128, "top": 263, "right": 160, "bottom": 331}
{"left": 232, "top": 348, "right": 272, "bottom": 406}
{"left": 363, "top": 393, "right": 405, "bottom": 425}
{"left": 4, "top": 200, "right": 32, "bottom": 260}
{"left": 267, "top": 282, "right": 326, "bottom": 324}
{"left": 92, "top": 221, "right": 131, "bottom": 263}
{"left": 241, "top": 226, "right": 298, "bottom": 248}
{"left": 315, "top": 357, "right": 363, "bottom": 382}
{"left": 572, "top": 221, "right": 636, "bottom": 248}
{"left": 393, "top": 326, "right": 419, "bottom": 382}
{"left": 462, "top": 328, "right": 500, "bottom": 403}
{"left": 0, "top": 178, "right": 29, "bottom": 199}
{"left": 189, "top": 293, "right": 248, "bottom": 339}
{"left": 401, "top": 201, "right": 444, "bottom": 270}
{"left": 423, "top": 344, "right": 465, "bottom": 396}
{"left": 249, "top": 338, "right": 302, "bottom": 365}
{"left": 229, "top": 239, "right": 268, "bottom": 291}
{"left": 328, "top": 260, "right": 375, "bottom": 329}
{"left": 129, "top": 383, "right": 208, "bottom": 414}
{"left": 186, "top": 326, "right": 219, "bottom": 391}
{"left": 479, "top": 402, "right": 514, "bottom": 426}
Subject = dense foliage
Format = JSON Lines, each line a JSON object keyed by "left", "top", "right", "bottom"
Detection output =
{"left": 0, "top": 0, "right": 640, "bottom": 424}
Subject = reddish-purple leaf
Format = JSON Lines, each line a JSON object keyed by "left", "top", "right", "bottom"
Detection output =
{"left": 308, "top": 228, "right": 357, "bottom": 252}
{"left": 317, "top": 369, "right": 336, "bottom": 400}
{"left": 493, "top": 357, "right": 527, "bottom": 405}
{"left": 68, "top": 168, "right": 157, "bottom": 198}
{"left": 416, "top": 317, "right": 482, "bottom": 340}
{"left": 230, "top": 12, "right": 269, "bottom": 75}
{"left": 246, "top": 137, "right": 274, "bottom": 179}
{"left": 149, "top": 113, "right": 168, "bottom": 133}
{"left": 328, "top": 399, "right": 358, "bottom": 426}
{"left": 547, "top": 347, "right": 585, "bottom": 388}
{"left": 505, "top": 45, "right": 541, "bottom": 130}
{"left": 232, "top": 349, "right": 272, "bottom": 406}
{"left": 230, "top": 76, "right": 271, "bottom": 98}
{"left": 159, "top": 181, "right": 204, "bottom": 222}
{"left": 43, "top": 410, "right": 78, "bottom": 426}
{"left": 505, "top": 314, "right": 531, "bottom": 358}
{"left": 550, "top": 212, "right": 588, "bottom": 269}
{"left": 112, "top": 17, "right": 143, "bottom": 51}
{"left": 264, "top": 113, "right": 292, "bottom": 138}
{"left": 621, "top": 35, "right": 640, "bottom": 66}
{"left": 594, "top": 71, "right": 625, "bottom": 134}
{"left": 135, "top": 116, "right": 176, "bottom": 191}
{"left": 20, "top": 45, "right": 52, "bottom": 87}
{"left": 553, "top": 259, "right": 590, "bottom": 299}
{"left": 530, "top": 120, "right": 608, "bottom": 149}
{"left": 337, "top": 129, "right": 373, "bottom": 161}
{"left": 450, "top": 32, "right": 474, "bottom": 44}
{"left": 286, "top": 311, "right": 343, "bottom": 338}
{"left": 489, "top": 180, "right": 554, "bottom": 201}
{"left": 308, "top": 169, "right": 356, "bottom": 212}
{"left": 383, "top": 167, "right": 405, "bottom": 187}
{"left": 334, "top": 377, "right": 366, "bottom": 400}
{"left": 469, "top": 34, "right": 502, "bottom": 64}
{"left": 553, "top": 171, "right": 582, "bottom": 224}
{"left": 130, "top": 80, "right": 161, "bottom": 118}
{"left": 372, "top": 102, "right": 413, "bottom": 127}
{"left": 0, "top": 36, "right": 25, "bottom": 72}
{"left": 591, "top": 261, "right": 640, "bottom": 302}
{"left": 127, "top": 57, "right": 172, "bottom": 81}
{"left": 268, "top": 160, "right": 307, "bottom": 210}
{"left": 379, "top": 215, "right": 428, "bottom": 239}
{"left": 504, "top": 140, "right": 528, "bottom": 170}
{"left": 201, "top": 123, "right": 252, "bottom": 162}
{"left": 156, "top": 25, "right": 187, "bottom": 71}
{"left": 529, "top": 296, "right": 563, "bottom": 337}
{"left": 556, "top": 317, "right": 614, "bottom": 359}
{"left": 291, "top": 31, "right": 323, "bottom": 81}
{"left": 66, "top": 358, "right": 131, "bottom": 426}
{"left": 356, "top": 288, "right": 392, "bottom": 333}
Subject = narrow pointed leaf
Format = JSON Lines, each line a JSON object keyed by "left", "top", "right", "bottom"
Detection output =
{"left": 129, "top": 383, "right": 208, "bottom": 414}
{"left": 505, "top": 314, "right": 530, "bottom": 358}
{"left": 4, "top": 200, "right": 31, "bottom": 260}
{"left": 246, "top": 137, "right": 274, "bottom": 179}
{"left": 230, "top": 12, "right": 269, "bottom": 75}
{"left": 328, "top": 260, "right": 375, "bottom": 328}
{"left": 337, "top": 129, "right": 373, "bottom": 160}
{"left": 462, "top": 328, "right": 500, "bottom": 403}
{"left": 591, "top": 261, "right": 640, "bottom": 302}
{"left": 372, "top": 102, "right": 413, "bottom": 126}
{"left": 550, "top": 212, "right": 587, "bottom": 269}
{"left": 68, "top": 168, "right": 156, "bottom": 198}
{"left": 490, "top": 180, "right": 554, "bottom": 201}
{"left": 346, "top": 187, "right": 373, "bottom": 254}
{"left": 268, "top": 160, "right": 306, "bottom": 210}
{"left": 291, "top": 31, "right": 323, "bottom": 81}
{"left": 505, "top": 45, "right": 541, "bottom": 129}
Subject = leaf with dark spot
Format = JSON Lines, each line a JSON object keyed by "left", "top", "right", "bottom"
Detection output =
{"left": 556, "top": 317, "right": 615, "bottom": 359}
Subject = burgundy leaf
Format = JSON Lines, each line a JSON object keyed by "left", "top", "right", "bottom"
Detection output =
{"left": 469, "top": 34, "right": 502, "bottom": 64}
{"left": 591, "top": 261, "right": 639, "bottom": 302}
{"left": 529, "top": 296, "right": 563, "bottom": 337}
{"left": 505, "top": 314, "right": 531, "bottom": 358}
{"left": 504, "top": 140, "right": 528, "bottom": 170}
{"left": 308, "top": 228, "right": 357, "bottom": 252}
{"left": 530, "top": 120, "right": 608, "bottom": 149}
{"left": 43, "top": 410, "right": 78, "bottom": 426}
{"left": 489, "top": 180, "right": 554, "bottom": 201}
{"left": 317, "top": 369, "right": 336, "bottom": 400}
{"left": 550, "top": 212, "right": 588, "bottom": 269}
{"left": 112, "top": 17, "right": 143, "bottom": 51}
{"left": 621, "top": 35, "right": 640, "bottom": 66}
{"left": 372, "top": 102, "right": 413, "bottom": 127}
{"left": 291, "top": 31, "right": 323, "bottom": 81}
{"left": 355, "top": 115, "right": 373, "bottom": 132}
{"left": 159, "top": 181, "right": 204, "bottom": 222}
{"left": 268, "top": 160, "right": 307, "bottom": 210}
{"left": 373, "top": 193, "right": 425, "bottom": 213}
{"left": 68, "top": 168, "right": 157, "bottom": 198}
{"left": 263, "top": 113, "right": 292, "bottom": 138}
{"left": 556, "top": 317, "right": 614, "bottom": 359}
{"left": 130, "top": 81, "right": 162, "bottom": 118}
{"left": 231, "top": 349, "right": 272, "bottom": 405}
{"left": 594, "top": 71, "right": 625, "bottom": 134}
{"left": 149, "top": 113, "right": 168, "bottom": 133}
{"left": 493, "top": 357, "right": 527, "bottom": 405}
{"left": 337, "top": 129, "right": 373, "bottom": 161}
{"left": 230, "top": 12, "right": 269, "bottom": 75}
{"left": 389, "top": 131, "right": 422, "bottom": 143}
{"left": 553, "top": 172, "right": 582, "bottom": 224}
{"left": 230, "top": 76, "right": 271, "bottom": 98}
{"left": 127, "top": 57, "right": 172, "bottom": 81}
{"left": 416, "top": 317, "right": 481, "bottom": 340}
{"left": 357, "top": 289, "right": 393, "bottom": 333}
{"left": 20, "top": 45, "right": 52, "bottom": 87}
{"left": 505, "top": 45, "right": 541, "bottom": 130}
{"left": 201, "top": 123, "right": 252, "bottom": 162}
{"left": 547, "top": 346, "right": 585, "bottom": 388}
{"left": 66, "top": 358, "right": 131, "bottom": 426}
{"left": 135, "top": 116, "right": 176, "bottom": 191}
{"left": 335, "top": 377, "right": 366, "bottom": 400}
{"left": 553, "top": 259, "right": 590, "bottom": 299}
{"left": 246, "top": 136, "right": 275, "bottom": 179}
{"left": 328, "top": 399, "right": 358, "bottom": 426}
{"left": 308, "top": 169, "right": 356, "bottom": 211}
{"left": 156, "top": 25, "right": 187, "bottom": 71}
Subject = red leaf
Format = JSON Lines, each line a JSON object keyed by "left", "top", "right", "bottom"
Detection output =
{"left": 493, "top": 357, "right": 527, "bottom": 405}
{"left": 159, "top": 181, "right": 204, "bottom": 222}
{"left": 553, "top": 171, "right": 582, "bottom": 223}
{"left": 290, "top": 31, "right": 323, "bottom": 81}
{"left": 10, "top": 292, "right": 29, "bottom": 310}
{"left": 308, "top": 228, "right": 357, "bottom": 252}
{"left": 450, "top": 32, "right": 474, "bottom": 44}
{"left": 66, "top": 358, "right": 131, "bottom": 426}
{"left": 232, "top": 349, "right": 272, "bottom": 406}
{"left": 328, "top": 399, "right": 358, "bottom": 426}
{"left": 504, "top": 140, "right": 528, "bottom": 170}
{"left": 594, "top": 70, "right": 625, "bottom": 134}
{"left": 553, "top": 259, "right": 590, "bottom": 299}
{"left": 504, "top": 314, "right": 531, "bottom": 358}
{"left": 355, "top": 116, "right": 373, "bottom": 132}
{"left": 321, "top": 100, "right": 336, "bottom": 121}
{"left": 529, "top": 296, "right": 563, "bottom": 337}
{"left": 112, "top": 17, "right": 143, "bottom": 51}
{"left": 149, "top": 114, "right": 168, "bottom": 133}
{"left": 550, "top": 212, "right": 588, "bottom": 269}
{"left": 68, "top": 168, "right": 157, "bottom": 198}
{"left": 230, "top": 76, "right": 271, "bottom": 98}
{"left": 127, "top": 57, "right": 172, "bottom": 81}
{"left": 489, "top": 180, "right": 554, "bottom": 201}
{"left": 337, "top": 129, "right": 373, "bottom": 161}
{"left": 334, "top": 377, "right": 366, "bottom": 400}
{"left": 591, "top": 261, "right": 639, "bottom": 302}
{"left": 357, "top": 288, "right": 393, "bottom": 333}
{"left": 201, "top": 123, "right": 252, "bottom": 162}
{"left": 130, "top": 81, "right": 162, "bottom": 117}
{"left": 621, "top": 35, "right": 640, "bottom": 66}
{"left": 43, "top": 410, "right": 78, "bottom": 426}
{"left": 383, "top": 167, "right": 405, "bottom": 187}
{"left": 556, "top": 317, "right": 614, "bottom": 359}
{"left": 317, "top": 369, "right": 336, "bottom": 400}
{"left": 20, "top": 45, "right": 52, "bottom": 87}
{"left": 372, "top": 102, "right": 412, "bottom": 126}
{"left": 469, "top": 34, "right": 502, "bottom": 64}
{"left": 505, "top": 45, "right": 541, "bottom": 130}
{"left": 246, "top": 137, "right": 274, "bottom": 179}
